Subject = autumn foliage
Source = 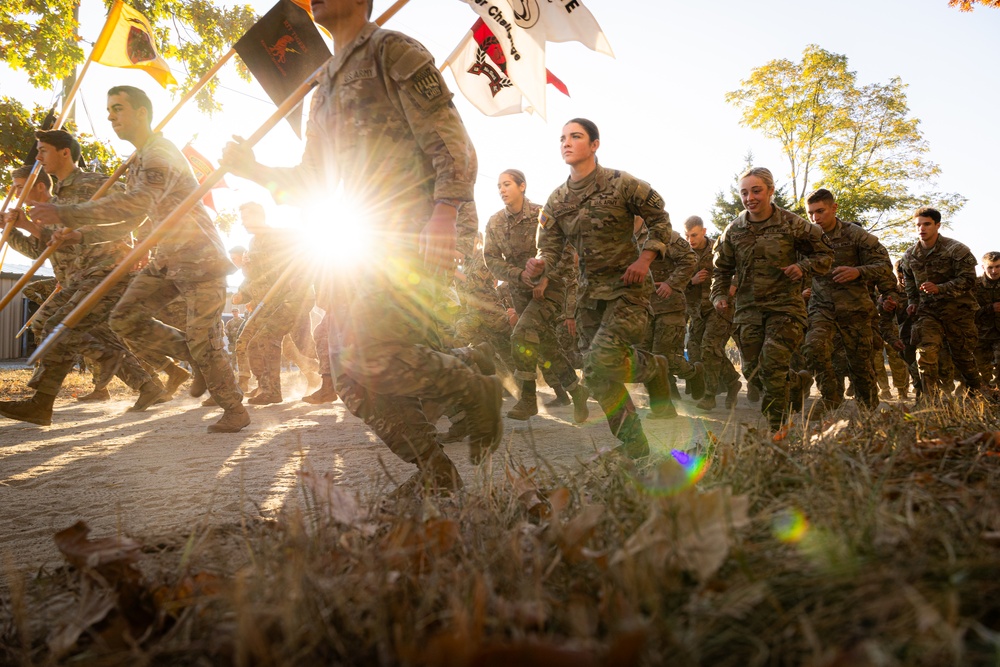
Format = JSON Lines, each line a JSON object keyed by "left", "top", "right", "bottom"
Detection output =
{"left": 949, "top": 0, "right": 1000, "bottom": 10}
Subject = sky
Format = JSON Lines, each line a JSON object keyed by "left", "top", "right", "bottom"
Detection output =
{"left": 2, "top": 0, "right": 998, "bottom": 280}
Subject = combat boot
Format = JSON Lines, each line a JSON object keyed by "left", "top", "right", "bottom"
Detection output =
{"left": 189, "top": 365, "right": 207, "bottom": 397}
{"left": 684, "top": 362, "right": 707, "bottom": 401}
{"left": 649, "top": 401, "right": 678, "bottom": 420}
{"left": 507, "top": 380, "right": 538, "bottom": 420}
{"left": 0, "top": 392, "right": 55, "bottom": 426}
{"left": 207, "top": 405, "right": 251, "bottom": 433}
{"left": 303, "top": 374, "right": 338, "bottom": 404}
{"left": 544, "top": 384, "right": 571, "bottom": 407}
{"left": 791, "top": 370, "right": 814, "bottom": 413}
{"left": 618, "top": 414, "right": 650, "bottom": 459}
{"left": 390, "top": 450, "right": 464, "bottom": 501}
{"left": 437, "top": 417, "right": 469, "bottom": 444}
{"left": 570, "top": 383, "right": 590, "bottom": 423}
{"left": 238, "top": 376, "right": 250, "bottom": 393}
{"left": 695, "top": 394, "right": 716, "bottom": 412}
{"left": 669, "top": 377, "right": 682, "bottom": 401}
{"left": 644, "top": 355, "right": 672, "bottom": 415}
{"left": 161, "top": 362, "right": 191, "bottom": 400}
{"left": 128, "top": 379, "right": 165, "bottom": 412}
{"left": 201, "top": 395, "right": 218, "bottom": 407}
{"left": 93, "top": 350, "right": 123, "bottom": 392}
{"left": 725, "top": 379, "right": 741, "bottom": 409}
{"left": 466, "top": 375, "right": 504, "bottom": 464}
{"left": 248, "top": 391, "right": 282, "bottom": 405}
{"left": 880, "top": 388, "right": 894, "bottom": 401}
{"left": 899, "top": 386, "right": 909, "bottom": 400}
{"left": 77, "top": 387, "right": 111, "bottom": 402}
{"left": 747, "top": 383, "right": 761, "bottom": 403}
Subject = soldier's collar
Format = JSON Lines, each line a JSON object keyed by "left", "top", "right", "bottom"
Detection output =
{"left": 325, "top": 22, "right": 377, "bottom": 80}
{"left": 54, "top": 167, "right": 83, "bottom": 192}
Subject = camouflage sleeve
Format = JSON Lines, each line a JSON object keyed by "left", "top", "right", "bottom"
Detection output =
{"left": 536, "top": 201, "right": 567, "bottom": 276}
{"left": 483, "top": 217, "right": 521, "bottom": 284}
{"left": 900, "top": 254, "right": 920, "bottom": 304}
{"left": 939, "top": 245, "right": 978, "bottom": 297}
{"left": 57, "top": 150, "right": 175, "bottom": 230}
{"left": 78, "top": 218, "right": 143, "bottom": 245}
{"left": 793, "top": 219, "right": 833, "bottom": 277}
{"left": 710, "top": 229, "right": 735, "bottom": 305}
{"left": 665, "top": 234, "right": 697, "bottom": 292}
{"left": 877, "top": 304, "right": 902, "bottom": 346}
{"left": 856, "top": 233, "right": 897, "bottom": 299}
{"left": 5, "top": 229, "right": 46, "bottom": 260}
{"left": 622, "top": 175, "right": 671, "bottom": 258}
{"left": 384, "top": 35, "right": 476, "bottom": 203}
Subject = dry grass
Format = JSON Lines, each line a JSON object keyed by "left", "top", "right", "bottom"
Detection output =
{"left": 0, "top": 367, "right": 128, "bottom": 402}
{"left": 2, "top": 394, "right": 1000, "bottom": 666}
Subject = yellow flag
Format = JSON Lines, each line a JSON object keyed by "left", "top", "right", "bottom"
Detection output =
{"left": 91, "top": 0, "right": 176, "bottom": 88}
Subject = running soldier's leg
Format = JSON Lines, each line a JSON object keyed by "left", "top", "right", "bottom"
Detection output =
{"left": 751, "top": 314, "right": 806, "bottom": 427}
{"left": 174, "top": 278, "right": 244, "bottom": 409}
{"left": 911, "top": 314, "right": 944, "bottom": 396}
{"left": 942, "top": 311, "right": 983, "bottom": 390}
{"left": 702, "top": 309, "right": 737, "bottom": 394}
{"left": 510, "top": 293, "right": 578, "bottom": 390}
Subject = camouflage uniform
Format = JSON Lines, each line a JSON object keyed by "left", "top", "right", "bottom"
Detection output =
{"left": 260, "top": 22, "right": 497, "bottom": 470}
{"left": 225, "top": 314, "right": 244, "bottom": 370}
{"left": 236, "top": 227, "right": 317, "bottom": 400}
{"left": 686, "top": 239, "right": 740, "bottom": 396}
{"left": 712, "top": 207, "right": 833, "bottom": 427}
{"left": 900, "top": 235, "right": 983, "bottom": 395}
{"left": 974, "top": 274, "right": 1000, "bottom": 388}
{"left": 58, "top": 134, "right": 244, "bottom": 413}
{"left": 453, "top": 244, "right": 512, "bottom": 364}
{"left": 484, "top": 200, "right": 579, "bottom": 393}
{"left": 802, "top": 219, "right": 896, "bottom": 409}
{"left": 537, "top": 166, "right": 671, "bottom": 450}
{"left": 10, "top": 169, "right": 154, "bottom": 397}
{"left": 641, "top": 229, "right": 698, "bottom": 381}
{"left": 684, "top": 241, "right": 715, "bottom": 366}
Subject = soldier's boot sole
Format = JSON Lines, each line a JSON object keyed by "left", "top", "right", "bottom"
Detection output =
{"left": 469, "top": 376, "right": 504, "bottom": 464}
{"left": 506, "top": 394, "right": 538, "bottom": 421}
{"left": 0, "top": 397, "right": 54, "bottom": 426}
{"left": 77, "top": 388, "right": 112, "bottom": 403}
{"left": 570, "top": 383, "right": 590, "bottom": 424}
{"left": 207, "top": 406, "right": 251, "bottom": 433}
{"left": 725, "top": 380, "right": 741, "bottom": 409}
{"left": 128, "top": 381, "right": 165, "bottom": 412}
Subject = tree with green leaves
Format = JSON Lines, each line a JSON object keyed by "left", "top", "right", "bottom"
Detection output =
{"left": 726, "top": 45, "right": 964, "bottom": 249}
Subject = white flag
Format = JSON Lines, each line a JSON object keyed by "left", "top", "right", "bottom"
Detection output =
{"left": 445, "top": 19, "right": 570, "bottom": 118}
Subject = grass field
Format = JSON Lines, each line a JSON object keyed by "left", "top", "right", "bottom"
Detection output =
{"left": 1, "top": 372, "right": 999, "bottom": 665}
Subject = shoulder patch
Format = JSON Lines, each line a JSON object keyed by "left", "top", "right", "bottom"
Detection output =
{"left": 143, "top": 168, "right": 166, "bottom": 186}
{"left": 645, "top": 189, "right": 664, "bottom": 209}
{"left": 411, "top": 65, "right": 443, "bottom": 102}
{"left": 538, "top": 210, "right": 553, "bottom": 229}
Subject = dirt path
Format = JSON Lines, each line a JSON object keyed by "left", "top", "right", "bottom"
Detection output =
{"left": 0, "top": 374, "right": 767, "bottom": 570}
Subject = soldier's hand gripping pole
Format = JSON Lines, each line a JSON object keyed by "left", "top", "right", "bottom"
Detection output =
{"left": 0, "top": 240, "right": 63, "bottom": 314}
{"left": 28, "top": 58, "right": 332, "bottom": 365}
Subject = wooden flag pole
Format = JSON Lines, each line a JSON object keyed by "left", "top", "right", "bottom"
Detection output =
{"left": 90, "top": 47, "right": 239, "bottom": 201}
{"left": 16, "top": 284, "right": 61, "bottom": 339}
{"left": 29, "top": 58, "right": 332, "bottom": 365}
{"left": 0, "top": 241, "right": 62, "bottom": 314}
{"left": 375, "top": 0, "right": 412, "bottom": 25}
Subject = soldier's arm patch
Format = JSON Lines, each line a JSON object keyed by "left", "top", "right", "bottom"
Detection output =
{"left": 412, "top": 65, "right": 443, "bottom": 102}
{"left": 142, "top": 168, "right": 166, "bottom": 187}
{"left": 538, "top": 210, "right": 553, "bottom": 229}
{"left": 645, "top": 189, "right": 664, "bottom": 209}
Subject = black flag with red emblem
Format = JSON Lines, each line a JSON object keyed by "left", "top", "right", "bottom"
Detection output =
{"left": 235, "top": 0, "right": 332, "bottom": 137}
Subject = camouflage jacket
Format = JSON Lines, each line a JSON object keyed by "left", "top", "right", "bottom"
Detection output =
{"left": 974, "top": 275, "right": 1000, "bottom": 339}
{"left": 900, "top": 235, "right": 978, "bottom": 314}
{"left": 10, "top": 168, "right": 128, "bottom": 283}
{"left": 266, "top": 23, "right": 476, "bottom": 263}
{"left": 59, "top": 135, "right": 234, "bottom": 281}
{"left": 239, "top": 228, "right": 312, "bottom": 306}
{"left": 645, "top": 229, "right": 696, "bottom": 316}
{"left": 225, "top": 316, "right": 244, "bottom": 344}
{"left": 808, "top": 219, "right": 897, "bottom": 320}
{"left": 537, "top": 166, "right": 671, "bottom": 303}
{"left": 711, "top": 207, "right": 833, "bottom": 326}
{"left": 483, "top": 200, "right": 574, "bottom": 297}
{"left": 685, "top": 240, "right": 715, "bottom": 318}
{"left": 458, "top": 245, "right": 506, "bottom": 317}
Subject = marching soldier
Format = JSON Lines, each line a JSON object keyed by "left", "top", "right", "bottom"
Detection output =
{"left": 974, "top": 251, "right": 1000, "bottom": 389}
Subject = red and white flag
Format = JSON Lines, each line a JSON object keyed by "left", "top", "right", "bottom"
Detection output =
{"left": 456, "top": 0, "right": 613, "bottom": 118}
{"left": 182, "top": 144, "right": 228, "bottom": 213}
{"left": 446, "top": 19, "right": 568, "bottom": 117}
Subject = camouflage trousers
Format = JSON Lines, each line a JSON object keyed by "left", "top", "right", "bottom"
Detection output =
{"left": 126, "top": 297, "right": 188, "bottom": 374}
{"left": 453, "top": 305, "right": 515, "bottom": 372}
{"left": 239, "top": 299, "right": 315, "bottom": 398}
{"left": 31, "top": 275, "right": 153, "bottom": 396}
{"left": 334, "top": 279, "right": 489, "bottom": 466}
{"left": 805, "top": 314, "right": 877, "bottom": 408}
{"left": 642, "top": 311, "right": 701, "bottom": 383}
{"left": 977, "top": 337, "right": 1000, "bottom": 388}
{"left": 736, "top": 313, "right": 807, "bottom": 427}
{"left": 686, "top": 306, "right": 711, "bottom": 365}
{"left": 910, "top": 310, "right": 982, "bottom": 395}
{"left": 577, "top": 296, "right": 658, "bottom": 444}
{"left": 510, "top": 288, "right": 579, "bottom": 390}
{"left": 110, "top": 271, "right": 243, "bottom": 410}
{"left": 695, "top": 307, "right": 740, "bottom": 394}
{"left": 870, "top": 327, "right": 909, "bottom": 392}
